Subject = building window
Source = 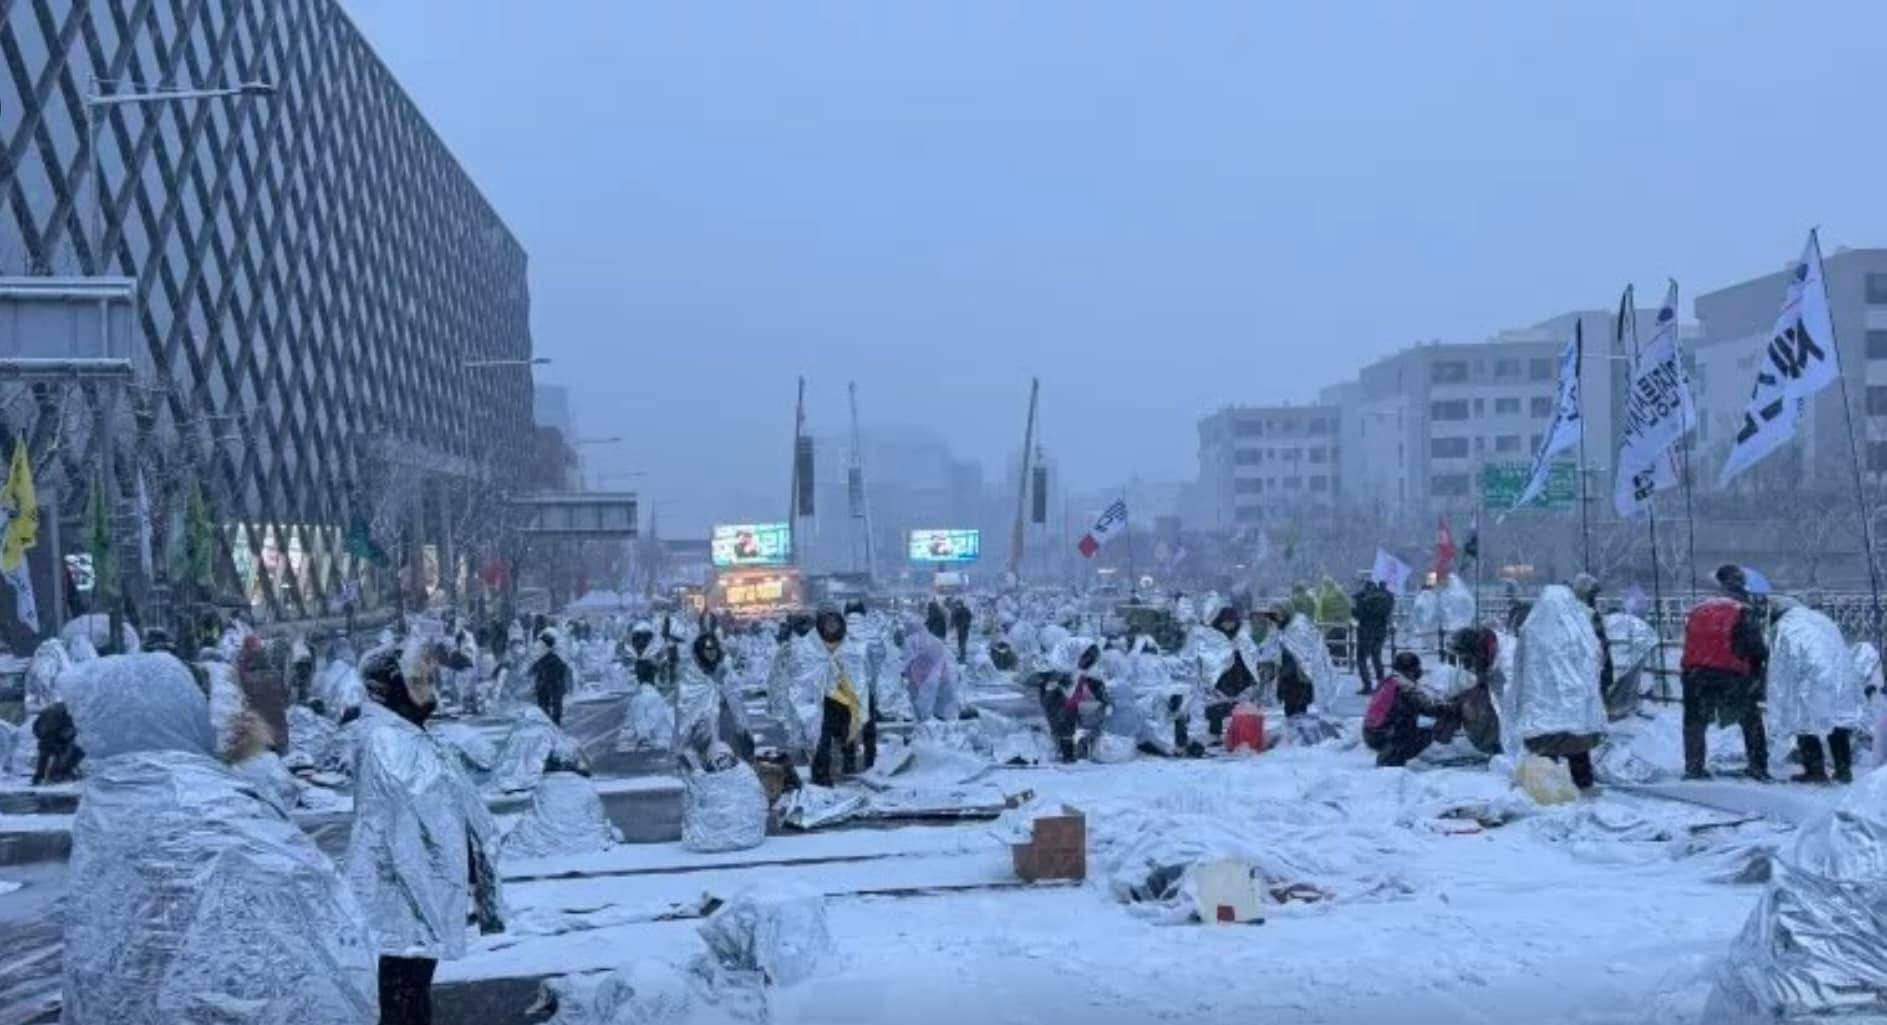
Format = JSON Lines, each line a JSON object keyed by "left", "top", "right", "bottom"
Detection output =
{"left": 1284, "top": 448, "right": 1301, "bottom": 462}
{"left": 1235, "top": 478, "right": 1264, "bottom": 494}
{"left": 1234, "top": 420, "right": 1264, "bottom": 437}
{"left": 1431, "top": 361, "right": 1469, "bottom": 384}
{"left": 1431, "top": 400, "right": 1470, "bottom": 421}
{"left": 1430, "top": 437, "right": 1470, "bottom": 459}
{"left": 1309, "top": 475, "right": 1329, "bottom": 492}
{"left": 1529, "top": 358, "right": 1554, "bottom": 380}
{"left": 1473, "top": 398, "right": 1485, "bottom": 416}
{"left": 1871, "top": 443, "right": 1887, "bottom": 471}
{"left": 1495, "top": 397, "right": 1521, "bottom": 415}
{"left": 1868, "top": 331, "right": 1887, "bottom": 360}
{"left": 1868, "top": 386, "right": 1887, "bottom": 416}
{"left": 1495, "top": 434, "right": 1522, "bottom": 453}
{"left": 1474, "top": 436, "right": 1486, "bottom": 453}
{"left": 1869, "top": 273, "right": 1887, "bottom": 305}
{"left": 1493, "top": 358, "right": 1519, "bottom": 378}
{"left": 1308, "top": 417, "right": 1330, "bottom": 434}
{"left": 1531, "top": 433, "right": 1543, "bottom": 450}
{"left": 1308, "top": 447, "right": 1327, "bottom": 464}
{"left": 1234, "top": 449, "right": 1262, "bottom": 465}
{"left": 1530, "top": 396, "right": 1553, "bottom": 418}
{"left": 1235, "top": 506, "right": 1264, "bottom": 524}
{"left": 1432, "top": 474, "right": 1471, "bottom": 497}
{"left": 1283, "top": 477, "right": 1303, "bottom": 490}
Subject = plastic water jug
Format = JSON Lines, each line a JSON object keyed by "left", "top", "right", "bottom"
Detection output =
{"left": 1225, "top": 703, "right": 1265, "bottom": 753}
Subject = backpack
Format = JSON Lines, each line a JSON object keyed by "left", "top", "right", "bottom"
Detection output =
{"left": 1363, "top": 676, "right": 1402, "bottom": 731}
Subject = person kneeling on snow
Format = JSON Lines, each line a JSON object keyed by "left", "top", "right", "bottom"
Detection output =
{"left": 1448, "top": 627, "right": 1505, "bottom": 755}
{"left": 31, "top": 700, "right": 82, "bottom": 785}
{"left": 1363, "top": 652, "right": 1453, "bottom": 767}
{"left": 1042, "top": 639, "right": 1112, "bottom": 763}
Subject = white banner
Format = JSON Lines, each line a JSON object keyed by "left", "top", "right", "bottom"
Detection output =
{"left": 1516, "top": 326, "right": 1583, "bottom": 509}
{"left": 1370, "top": 548, "right": 1412, "bottom": 594}
{"left": 1719, "top": 230, "right": 1841, "bottom": 486}
{"left": 1614, "top": 281, "right": 1697, "bottom": 517}
{"left": 1077, "top": 499, "right": 1128, "bottom": 558}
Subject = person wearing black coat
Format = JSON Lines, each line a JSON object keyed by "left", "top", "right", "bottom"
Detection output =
{"left": 925, "top": 600, "right": 949, "bottom": 642}
{"left": 1351, "top": 576, "right": 1394, "bottom": 695}
{"left": 530, "top": 631, "right": 572, "bottom": 726}
{"left": 32, "top": 701, "right": 82, "bottom": 785}
{"left": 949, "top": 600, "right": 973, "bottom": 664}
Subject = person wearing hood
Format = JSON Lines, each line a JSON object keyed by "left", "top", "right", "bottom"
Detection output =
{"left": 1352, "top": 574, "right": 1395, "bottom": 695}
{"left": 621, "top": 619, "right": 668, "bottom": 689}
{"left": 1680, "top": 565, "right": 1771, "bottom": 781}
{"left": 1570, "top": 574, "right": 1616, "bottom": 713}
{"left": 530, "top": 629, "right": 572, "bottom": 726}
{"left": 1448, "top": 626, "right": 1505, "bottom": 756}
{"left": 903, "top": 612, "right": 960, "bottom": 721}
{"left": 808, "top": 607, "right": 871, "bottom": 786}
{"left": 1410, "top": 581, "right": 1442, "bottom": 655}
{"left": 1184, "top": 599, "right": 1263, "bottom": 741}
{"left": 1512, "top": 584, "right": 1607, "bottom": 792}
{"left": 677, "top": 623, "right": 752, "bottom": 764}
{"left": 1766, "top": 597, "right": 1862, "bottom": 784}
{"left": 949, "top": 598, "right": 974, "bottom": 664}
{"left": 1042, "top": 638, "right": 1113, "bottom": 762}
{"left": 63, "top": 652, "right": 378, "bottom": 1024}
{"left": 844, "top": 603, "right": 886, "bottom": 761}
{"left": 766, "top": 613, "right": 821, "bottom": 754}
{"left": 1363, "top": 652, "right": 1451, "bottom": 767}
{"left": 1264, "top": 602, "right": 1318, "bottom": 719}
{"left": 348, "top": 645, "right": 504, "bottom": 1025}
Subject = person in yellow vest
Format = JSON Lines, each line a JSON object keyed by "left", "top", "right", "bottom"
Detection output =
{"left": 808, "top": 607, "right": 870, "bottom": 786}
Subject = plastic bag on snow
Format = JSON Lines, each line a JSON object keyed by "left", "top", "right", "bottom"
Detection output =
{"left": 1706, "top": 766, "right": 1887, "bottom": 1023}
{"left": 1517, "top": 754, "right": 1579, "bottom": 805}
{"left": 534, "top": 959, "right": 694, "bottom": 1025}
{"left": 681, "top": 762, "right": 768, "bottom": 853}
{"left": 697, "top": 889, "right": 832, "bottom": 987}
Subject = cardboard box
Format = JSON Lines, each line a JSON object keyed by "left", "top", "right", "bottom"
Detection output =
{"left": 1012, "top": 804, "right": 1086, "bottom": 883}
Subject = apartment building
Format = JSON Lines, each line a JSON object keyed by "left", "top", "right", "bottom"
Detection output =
{"left": 1196, "top": 404, "right": 1342, "bottom": 528}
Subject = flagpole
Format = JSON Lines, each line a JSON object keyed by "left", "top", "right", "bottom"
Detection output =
{"left": 1813, "top": 229, "right": 1885, "bottom": 654}
{"left": 1620, "top": 286, "right": 1669, "bottom": 656}
{"left": 1122, "top": 488, "right": 1138, "bottom": 599}
{"left": 1575, "top": 318, "right": 1591, "bottom": 573}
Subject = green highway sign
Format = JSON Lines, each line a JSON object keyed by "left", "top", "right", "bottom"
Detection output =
{"left": 1481, "top": 460, "right": 1578, "bottom": 510}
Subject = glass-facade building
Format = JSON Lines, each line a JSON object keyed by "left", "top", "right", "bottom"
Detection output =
{"left": 0, "top": 0, "right": 533, "bottom": 623}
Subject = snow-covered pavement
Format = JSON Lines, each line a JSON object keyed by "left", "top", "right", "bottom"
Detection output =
{"left": 454, "top": 739, "right": 1810, "bottom": 1025}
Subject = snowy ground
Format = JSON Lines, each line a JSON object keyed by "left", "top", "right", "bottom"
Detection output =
{"left": 460, "top": 734, "right": 1820, "bottom": 1025}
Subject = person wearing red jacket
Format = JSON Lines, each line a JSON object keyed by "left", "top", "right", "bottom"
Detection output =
{"left": 1680, "top": 565, "right": 1770, "bottom": 781}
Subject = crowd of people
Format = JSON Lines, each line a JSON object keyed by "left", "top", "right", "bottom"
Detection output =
{"left": 6, "top": 557, "right": 1885, "bottom": 1023}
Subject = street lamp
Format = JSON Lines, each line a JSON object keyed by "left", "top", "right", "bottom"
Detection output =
{"left": 84, "top": 79, "right": 276, "bottom": 269}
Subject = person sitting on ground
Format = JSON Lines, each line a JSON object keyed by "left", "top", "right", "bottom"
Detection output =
{"left": 30, "top": 700, "right": 82, "bottom": 785}
{"left": 1363, "top": 652, "right": 1453, "bottom": 767}
{"left": 1448, "top": 626, "right": 1505, "bottom": 755}
{"left": 1042, "top": 639, "right": 1113, "bottom": 763}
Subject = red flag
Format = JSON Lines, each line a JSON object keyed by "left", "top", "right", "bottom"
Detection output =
{"left": 1434, "top": 516, "right": 1457, "bottom": 579}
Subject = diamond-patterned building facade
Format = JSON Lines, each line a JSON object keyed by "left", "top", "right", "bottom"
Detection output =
{"left": 0, "top": 0, "right": 533, "bottom": 624}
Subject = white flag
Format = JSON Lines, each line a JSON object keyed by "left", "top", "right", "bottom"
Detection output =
{"left": 1370, "top": 548, "right": 1412, "bottom": 594}
{"left": 1614, "top": 281, "right": 1697, "bottom": 517}
{"left": 1719, "top": 230, "right": 1841, "bottom": 486}
{"left": 1077, "top": 500, "right": 1127, "bottom": 558}
{"left": 1516, "top": 324, "right": 1584, "bottom": 509}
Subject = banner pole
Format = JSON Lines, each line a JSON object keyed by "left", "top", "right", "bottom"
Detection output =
{"left": 1813, "top": 229, "right": 1884, "bottom": 658}
{"left": 1576, "top": 318, "right": 1592, "bottom": 574}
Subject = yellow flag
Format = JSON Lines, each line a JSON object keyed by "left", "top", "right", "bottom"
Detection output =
{"left": 828, "top": 652, "right": 864, "bottom": 742}
{"left": 2, "top": 440, "right": 37, "bottom": 572}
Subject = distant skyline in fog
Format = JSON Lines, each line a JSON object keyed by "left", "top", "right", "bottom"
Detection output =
{"left": 344, "top": 1, "right": 1887, "bottom": 533}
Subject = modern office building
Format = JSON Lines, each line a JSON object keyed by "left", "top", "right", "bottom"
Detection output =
{"left": 0, "top": 1, "right": 534, "bottom": 622}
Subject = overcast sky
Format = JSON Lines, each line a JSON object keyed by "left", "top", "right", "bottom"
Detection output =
{"left": 343, "top": 1, "right": 1887, "bottom": 534}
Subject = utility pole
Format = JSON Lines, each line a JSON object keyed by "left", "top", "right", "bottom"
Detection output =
{"left": 788, "top": 377, "right": 806, "bottom": 567}
{"left": 1008, "top": 378, "right": 1039, "bottom": 582}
